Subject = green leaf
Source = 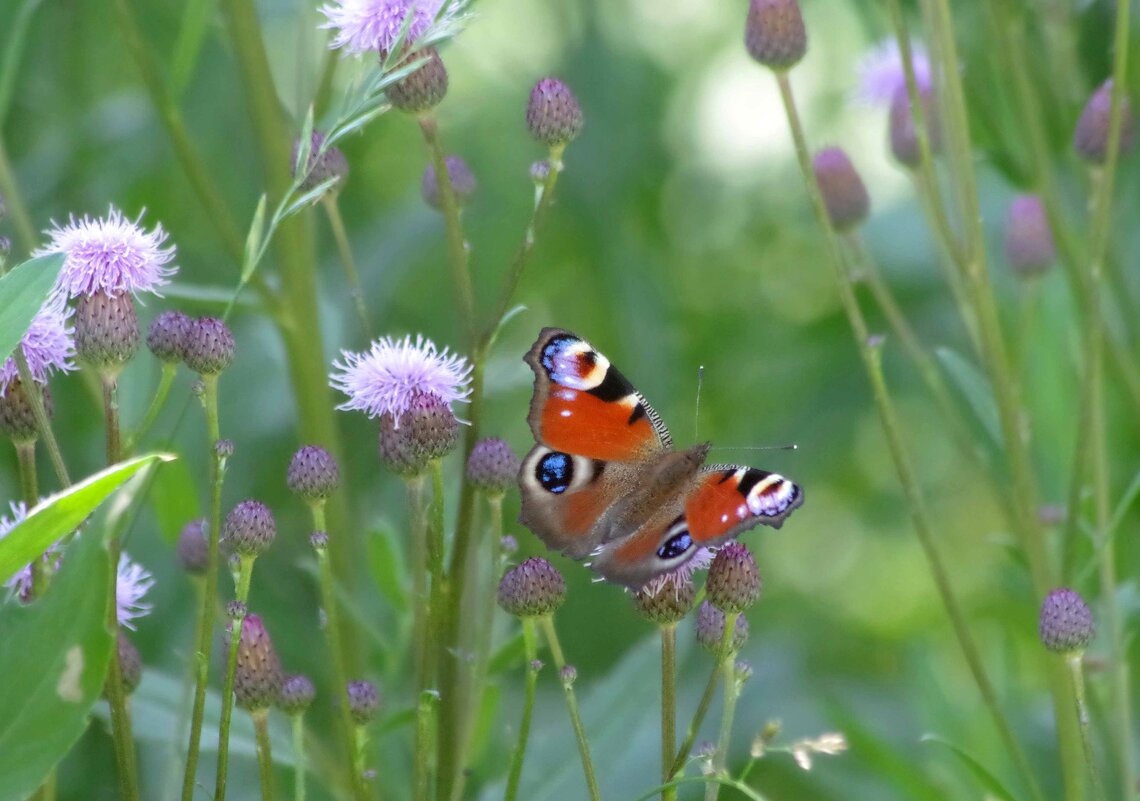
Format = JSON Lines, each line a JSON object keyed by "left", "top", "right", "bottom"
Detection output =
{"left": 149, "top": 456, "right": 200, "bottom": 546}
{"left": 935, "top": 347, "right": 1002, "bottom": 448}
{"left": 0, "top": 253, "right": 65, "bottom": 364}
{"left": 0, "top": 510, "right": 113, "bottom": 801}
{"left": 921, "top": 734, "right": 1021, "bottom": 801}
{"left": 0, "top": 453, "right": 173, "bottom": 586}
{"left": 487, "top": 631, "right": 525, "bottom": 674}
{"left": 367, "top": 526, "right": 408, "bottom": 612}
{"left": 241, "top": 194, "right": 269, "bottom": 282}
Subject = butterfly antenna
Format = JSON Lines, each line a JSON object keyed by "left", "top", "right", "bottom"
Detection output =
{"left": 714, "top": 443, "right": 799, "bottom": 452}
{"left": 694, "top": 365, "right": 705, "bottom": 441}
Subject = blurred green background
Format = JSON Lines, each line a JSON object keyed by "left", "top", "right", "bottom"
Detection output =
{"left": 1, "top": 0, "right": 1136, "bottom": 799}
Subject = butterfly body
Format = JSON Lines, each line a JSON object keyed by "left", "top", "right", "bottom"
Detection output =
{"left": 519, "top": 328, "right": 803, "bottom": 589}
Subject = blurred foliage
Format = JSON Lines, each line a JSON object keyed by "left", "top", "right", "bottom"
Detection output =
{"left": 1, "top": 0, "right": 1137, "bottom": 799}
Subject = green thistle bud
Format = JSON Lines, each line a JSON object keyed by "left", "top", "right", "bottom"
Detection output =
{"left": 387, "top": 48, "right": 449, "bottom": 113}
{"left": 744, "top": 0, "right": 806, "bottom": 71}
{"left": 378, "top": 391, "right": 459, "bottom": 474}
{"left": 234, "top": 614, "right": 283, "bottom": 711}
{"left": 184, "top": 317, "right": 236, "bottom": 376}
{"left": 346, "top": 679, "right": 380, "bottom": 724}
{"left": 526, "top": 78, "right": 584, "bottom": 147}
{"left": 75, "top": 291, "right": 140, "bottom": 373}
{"left": 106, "top": 633, "right": 143, "bottom": 697}
{"left": 310, "top": 530, "right": 329, "bottom": 551}
{"left": 466, "top": 437, "right": 520, "bottom": 495}
{"left": 1039, "top": 588, "right": 1094, "bottom": 654}
{"left": 706, "top": 542, "right": 762, "bottom": 614}
{"left": 223, "top": 499, "right": 277, "bottom": 558}
{"left": 288, "top": 445, "right": 341, "bottom": 502}
{"left": 421, "top": 156, "right": 477, "bottom": 211}
{"left": 812, "top": 147, "right": 870, "bottom": 231}
{"left": 695, "top": 600, "right": 749, "bottom": 655}
{"left": 497, "top": 557, "right": 566, "bottom": 618}
{"left": 0, "top": 380, "right": 51, "bottom": 444}
{"left": 633, "top": 573, "right": 697, "bottom": 625}
{"left": 277, "top": 673, "right": 316, "bottom": 716}
{"left": 177, "top": 518, "right": 209, "bottom": 575}
{"left": 146, "top": 310, "right": 190, "bottom": 364}
{"left": 559, "top": 665, "right": 578, "bottom": 686}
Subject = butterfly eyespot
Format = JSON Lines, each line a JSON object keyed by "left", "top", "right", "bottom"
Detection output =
{"left": 656, "top": 530, "right": 693, "bottom": 560}
{"left": 536, "top": 451, "right": 574, "bottom": 494}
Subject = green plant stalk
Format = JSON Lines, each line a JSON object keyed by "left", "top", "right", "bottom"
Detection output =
{"left": 14, "top": 441, "right": 42, "bottom": 591}
{"left": 321, "top": 196, "right": 372, "bottom": 337}
{"left": 291, "top": 714, "right": 307, "bottom": 801}
{"left": 0, "top": 138, "right": 35, "bottom": 253}
{"left": 101, "top": 374, "right": 123, "bottom": 466}
{"left": 540, "top": 616, "right": 603, "bottom": 801}
{"left": 404, "top": 474, "right": 435, "bottom": 801}
{"left": 504, "top": 619, "right": 540, "bottom": 801}
{"left": 705, "top": 617, "right": 740, "bottom": 801}
{"left": 14, "top": 352, "right": 70, "bottom": 487}
{"left": 352, "top": 725, "right": 370, "bottom": 799}
{"left": 124, "top": 363, "right": 177, "bottom": 454}
{"left": 312, "top": 504, "right": 368, "bottom": 801}
{"left": 425, "top": 460, "right": 448, "bottom": 795}
{"left": 418, "top": 114, "right": 476, "bottom": 344}
{"left": 633, "top": 775, "right": 769, "bottom": 801}
{"left": 416, "top": 689, "right": 439, "bottom": 801}
{"left": 214, "top": 555, "right": 256, "bottom": 801}
{"left": 773, "top": 68, "right": 1047, "bottom": 801}
{"left": 670, "top": 648, "right": 725, "bottom": 777}
{"left": 252, "top": 708, "right": 276, "bottom": 801}
{"left": 660, "top": 624, "right": 678, "bottom": 801}
{"left": 181, "top": 373, "right": 224, "bottom": 801}
{"left": 1065, "top": 655, "right": 1105, "bottom": 801}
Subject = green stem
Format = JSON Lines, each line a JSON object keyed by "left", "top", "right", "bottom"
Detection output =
{"left": 291, "top": 714, "right": 307, "bottom": 801}
{"left": 352, "top": 724, "right": 370, "bottom": 798}
{"left": 312, "top": 504, "right": 368, "bottom": 801}
{"left": 773, "top": 68, "right": 1048, "bottom": 801}
{"left": 660, "top": 624, "right": 677, "bottom": 801}
{"left": 181, "top": 373, "right": 224, "bottom": 801}
{"left": 670, "top": 651, "right": 724, "bottom": 777}
{"left": 1065, "top": 655, "right": 1105, "bottom": 801}
{"left": 15, "top": 441, "right": 42, "bottom": 594}
{"left": 416, "top": 689, "right": 439, "bottom": 801}
{"left": 214, "top": 555, "right": 256, "bottom": 801}
{"left": 504, "top": 619, "right": 540, "bottom": 801}
{"left": 252, "top": 708, "right": 276, "bottom": 801}
{"left": 321, "top": 196, "right": 372, "bottom": 338}
{"left": 705, "top": 630, "right": 740, "bottom": 801}
{"left": 405, "top": 475, "right": 434, "bottom": 801}
{"left": 418, "top": 114, "right": 476, "bottom": 345}
{"left": 14, "top": 352, "right": 70, "bottom": 487}
{"left": 124, "top": 363, "right": 177, "bottom": 454}
{"left": 101, "top": 373, "right": 122, "bottom": 465}
{"left": 539, "top": 616, "right": 603, "bottom": 801}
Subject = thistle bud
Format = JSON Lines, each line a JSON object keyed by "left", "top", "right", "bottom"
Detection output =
{"left": 695, "top": 600, "right": 749, "bottom": 655}
{"left": 813, "top": 147, "right": 870, "bottom": 231}
{"left": 500, "top": 535, "right": 519, "bottom": 555}
{"left": 288, "top": 445, "right": 341, "bottom": 502}
{"left": 234, "top": 614, "right": 283, "bottom": 710}
{"left": 466, "top": 437, "right": 520, "bottom": 495}
{"left": 889, "top": 85, "right": 942, "bottom": 167}
{"left": 1074, "top": 79, "right": 1136, "bottom": 164}
{"left": 293, "top": 130, "right": 349, "bottom": 193}
{"left": 277, "top": 673, "right": 316, "bottom": 716}
{"left": 734, "top": 659, "right": 754, "bottom": 684}
{"left": 559, "top": 665, "right": 578, "bottom": 686}
{"left": 378, "top": 391, "right": 459, "bottom": 473}
{"left": 387, "top": 48, "right": 449, "bottom": 113}
{"left": 227, "top": 600, "right": 248, "bottom": 620}
{"left": 310, "top": 530, "right": 329, "bottom": 551}
{"left": 75, "top": 291, "right": 140, "bottom": 372}
{"left": 530, "top": 160, "right": 552, "bottom": 183}
{"left": 184, "top": 317, "right": 235, "bottom": 376}
{"left": 421, "top": 156, "right": 477, "bottom": 211}
{"left": 177, "top": 518, "right": 209, "bottom": 575}
{"left": 146, "top": 310, "right": 190, "bottom": 364}
{"left": 223, "top": 499, "right": 277, "bottom": 558}
{"left": 1004, "top": 195, "right": 1055, "bottom": 277}
{"left": 0, "top": 380, "right": 51, "bottom": 444}
{"left": 526, "top": 78, "right": 584, "bottom": 147}
{"left": 115, "top": 633, "right": 143, "bottom": 695}
{"left": 706, "top": 542, "right": 762, "bottom": 614}
{"left": 1039, "top": 588, "right": 1094, "bottom": 654}
{"left": 633, "top": 573, "right": 697, "bottom": 625}
{"left": 347, "top": 679, "right": 380, "bottom": 724}
{"left": 215, "top": 439, "right": 235, "bottom": 461}
{"left": 744, "top": 0, "right": 807, "bottom": 71}
{"left": 497, "top": 557, "right": 566, "bottom": 618}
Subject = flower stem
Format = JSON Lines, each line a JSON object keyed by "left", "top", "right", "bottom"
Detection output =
{"left": 124, "top": 363, "right": 177, "bottom": 454}
{"left": 321, "top": 196, "right": 372, "bottom": 338}
{"left": 772, "top": 68, "right": 1047, "bottom": 801}
{"left": 251, "top": 708, "right": 276, "bottom": 801}
{"left": 416, "top": 689, "right": 439, "bottom": 801}
{"left": 15, "top": 440, "right": 42, "bottom": 594}
{"left": 14, "top": 351, "right": 69, "bottom": 487}
{"left": 504, "top": 619, "right": 540, "bottom": 801}
{"left": 291, "top": 714, "right": 307, "bottom": 801}
{"left": 1065, "top": 655, "right": 1105, "bottom": 801}
{"left": 705, "top": 626, "right": 740, "bottom": 801}
{"left": 215, "top": 555, "right": 256, "bottom": 801}
{"left": 353, "top": 723, "right": 371, "bottom": 797}
{"left": 539, "top": 616, "right": 603, "bottom": 801}
{"left": 660, "top": 624, "right": 677, "bottom": 801}
{"left": 670, "top": 651, "right": 723, "bottom": 777}
{"left": 181, "top": 373, "right": 224, "bottom": 801}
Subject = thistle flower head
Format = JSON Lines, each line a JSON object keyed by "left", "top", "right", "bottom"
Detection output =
{"left": 293, "top": 131, "right": 349, "bottom": 193}
{"left": 378, "top": 390, "right": 459, "bottom": 471}
{"left": 278, "top": 674, "right": 317, "bottom": 715}
{"left": 177, "top": 518, "right": 209, "bottom": 575}
{"left": 35, "top": 206, "right": 177, "bottom": 299}
{"left": 466, "top": 437, "right": 520, "bottom": 495}
{"left": 388, "top": 47, "right": 449, "bottom": 113}
{"left": 0, "top": 302, "right": 76, "bottom": 394}
{"left": 695, "top": 600, "right": 749, "bottom": 655}
{"left": 223, "top": 499, "right": 277, "bottom": 558}
{"left": 234, "top": 614, "right": 284, "bottom": 710}
{"left": 1039, "top": 587, "right": 1094, "bottom": 654}
{"left": 706, "top": 542, "right": 762, "bottom": 614}
{"left": 526, "top": 78, "right": 584, "bottom": 147}
{"left": 116, "top": 633, "right": 144, "bottom": 695}
{"left": 117, "top": 553, "right": 155, "bottom": 630}
{"left": 75, "top": 291, "right": 140, "bottom": 372}
{"left": 1074, "top": 78, "right": 1137, "bottom": 164}
{"left": 813, "top": 147, "right": 870, "bottom": 231}
{"left": 0, "top": 380, "right": 53, "bottom": 444}
{"left": 146, "top": 310, "right": 191, "bottom": 364}
{"left": 633, "top": 568, "right": 697, "bottom": 625}
{"left": 855, "top": 39, "right": 931, "bottom": 106}
{"left": 184, "top": 317, "right": 236, "bottom": 375}
{"left": 347, "top": 679, "right": 381, "bottom": 724}
{"left": 1005, "top": 194, "right": 1055, "bottom": 277}
{"left": 421, "top": 156, "right": 477, "bottom": 210}
{"left": 288, "top": 445, "right": 342, "bottom": 501}
{"left": 319, "top": 0, "right": 445, "bottom": 57}
{"left": 331, "top": 334, "right": 472, "bottom": 422}
{"left": 744, "top": 0, "right": 807, "bottom": 71}
{"left": 497, "top": 557, "right": 566, "bottom": 618}
{"left": 889, "top": 84, "right": 942, "bottom": 167}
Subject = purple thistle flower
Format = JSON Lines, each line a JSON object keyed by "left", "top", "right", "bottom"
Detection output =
{"left": 34, "top": 206, "right": 177, "bottom": 300}
{"left": 0, "top": 303, "right": 77, "bottom": 395}
{"left": 639, "top": 546, "right": 714, "bottom": 599}
{"left": 0, "top": 501, "right": 63, "bottom": 602}
{"left": 319, "top": 0, "right": 445, "bottom": 56}
{"left": 117, "top": 553, "right": 155, "bottom": 630}
{"left": 330, "top": 334, "right": 472, "bottom": 424}
{"left": 855, "top": 39, "right": 931, "bottom": 106}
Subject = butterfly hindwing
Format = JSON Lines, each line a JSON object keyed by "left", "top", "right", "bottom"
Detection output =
{"left": 685, "top": 465, "right": 803, "bottom": 542}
